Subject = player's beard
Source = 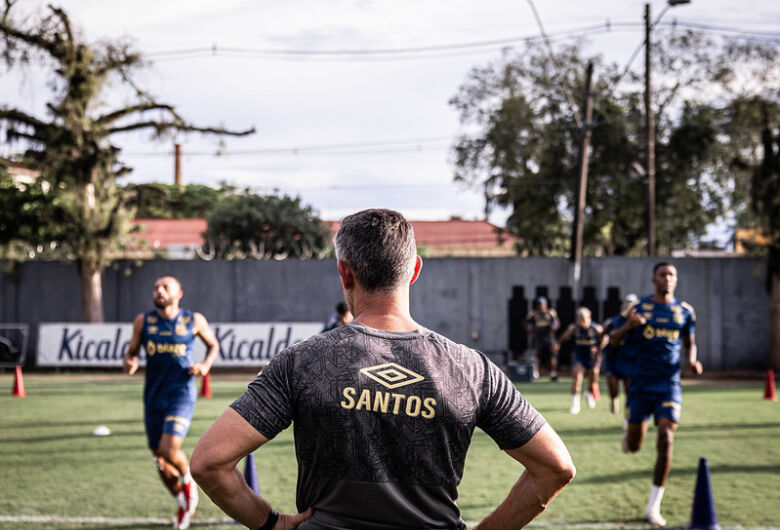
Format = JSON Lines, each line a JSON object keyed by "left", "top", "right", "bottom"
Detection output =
{"left": 153, "top": 298, "right": 170, "bottom": 309}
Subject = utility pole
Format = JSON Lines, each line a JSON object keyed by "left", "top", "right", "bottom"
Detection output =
{"left": 644, "top": 3, "right": 656, "bottom": 256}
{"left": 571, "top": 61, "right": 595, "bottom": 287}
{"left": 174, "top": 143, "right": 182, "bottom": 187}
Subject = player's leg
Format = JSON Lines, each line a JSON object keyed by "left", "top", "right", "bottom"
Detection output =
{"left": 585, "top": 367, "right": 597, "bottom": 409}
{"left": 547, "top": 343, "right": 559, "bottom": 381}
{"left": 607, "top": 375, "right": 619, "bottom": 413}
{"left": 158, "top": 404, "right": 198, "bottom": 528}
{"left": 622, "top": 387, "right": 651, "bottom": 453}
{"left": 645, "top": 386, "right": 682, "bottom": 526}
{"left": 570, "top": 363, "right": 583, "bottom": 414}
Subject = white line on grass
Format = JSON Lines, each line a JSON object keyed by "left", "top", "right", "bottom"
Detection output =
{"left": 1, "top": 516, "right": 777, "bottom": 529}
{"left": 0, "top": 515, "right": 234, "bottom": 526}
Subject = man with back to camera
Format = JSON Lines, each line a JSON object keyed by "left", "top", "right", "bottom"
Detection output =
{"left": 122, "top": 276, "right": 220, "bottom": 530}
{"left": 601, "top": 293, "right": 639, "bottom": 414}
{"left": 525, "top": 296, "right": 560, "bottom": 381}
{"left": 191, "top": 208, "right": 575, "bottom": 530}
{"left": 610, "top": 263, "right": 702, "bottom": 526}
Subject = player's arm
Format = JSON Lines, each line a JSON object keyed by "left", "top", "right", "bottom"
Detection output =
{"left": 473, "top": 423, "right": 575, "bottom": 529}
{"left": 683, "top": 332, "right": 702, "bottom": 375}
{"left": 609, "top": 309, "right": 645, "bottom": 346}
{"left": 595, "top": 323, "right": 609, "bottom": 351}
{"left": 190, "top": 312, "right": 220, "bottom": 376}
{"left": 191, "top": 408, "right": 312, "bottom": 529}
{"left": 552, "top": 324, "right": 574, "bottom": 353}
{"left": 122, "top": 314, "right": 144, "bottom": 375}
{"left": 551, "top": 310, "right": 560, "bottom": 333}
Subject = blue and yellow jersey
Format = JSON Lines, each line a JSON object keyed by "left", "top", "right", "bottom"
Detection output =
{"left": 573, "top": 323, "right": 600, "bottom": 359}
{"left": 142, "top": 309, "right": 197, "bottom": 405}
{"left": 628, "top": 295, "right": 696, "bottom": 386}
{"left": 526, "top": 309, "right": 559, "bottom": 341}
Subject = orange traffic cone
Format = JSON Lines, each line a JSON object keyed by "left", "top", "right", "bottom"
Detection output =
{"left": 12, "top": 365, "right": 26, "bottom": 397}
{"left": 199, "top": 371, "right": 212, "bottom": 398}
{"left": 764, "top": 369, "right": 777, "bottom": 401}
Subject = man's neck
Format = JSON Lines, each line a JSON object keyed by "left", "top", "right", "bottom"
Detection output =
{"left": 156, "top": 305, "right": 180, "bottom": 320}
{"left": 351, "top": 289, "right": 418, "bottom": 332}
{"left": 652, "top": 292, "right": 674, "bottom": 304}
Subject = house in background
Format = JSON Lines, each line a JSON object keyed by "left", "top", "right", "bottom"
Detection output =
{"left": 128, "top": 218, "right": 518, "bottom": 259}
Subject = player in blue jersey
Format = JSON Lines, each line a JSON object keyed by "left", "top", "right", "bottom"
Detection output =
{"left": 553, "top": 307, "right": 608, "bottom": 414}
{"left": 602, "top": 293, "right": 639, "bottom": 414}
{"left": 122, "top": 276, "right": 220, "bottom": 530}
{"left": 610, "top": 263, "right": 702, "bottom": 526}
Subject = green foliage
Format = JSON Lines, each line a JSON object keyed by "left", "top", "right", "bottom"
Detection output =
{"left": 124, "top": 182, "right": 238, "bottom": 219}
{"left": 203, "top": 192, "right": 331, "bottom": 259}
{"left": 450, "top": 33, "right": 779, "bottom": 256}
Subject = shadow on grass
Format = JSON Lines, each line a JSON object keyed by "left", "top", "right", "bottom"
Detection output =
{"left": 575, "top": 463, "right": 780, "bottom": 484}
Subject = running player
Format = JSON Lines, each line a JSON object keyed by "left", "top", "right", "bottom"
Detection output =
{"left": 610, "top": 263, "right": 702, "bottom": 526}
{"left": 554, "top": 307, "right": 607, "bottom": 414}
{"left": 526, "top": 296, "right": 560, "bottom": 381}
{"left": 191, "top": 209, "right": 575, "bottom": 530}
{"left": 122, "top": 276, "right": 220, "bottom": 530}
{"left": 602, "top": 293, "right": 639, "bottom": 414}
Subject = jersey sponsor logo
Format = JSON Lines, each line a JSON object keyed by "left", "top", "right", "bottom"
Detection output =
{"left": 179, "top": 315, "right": 192, "bottom": 324}
{"left": 642, "top": 325, "right": 680, "bottom": 341}
{"left": 360, "top": 362, "right": 424, "bottom": 389}
{"left": 340, "top": 387, "right": 437, "bottom": 419}
{"left": 146, "top": 315, "right": 158, "bottom": 324}
{"left": 643, "top": 312, "right": 653, "bottom": 319}
{"left": 146, "top": 340, "right": 187, "bottom": 357}
{"left": 175, "top": 324, "right": 188, "bottom": 336}
{"left": 642, "top": 302, "right": 654, "bottom": 310}
{"left": 147, "top": 325, "right": 158, "bottom": 335}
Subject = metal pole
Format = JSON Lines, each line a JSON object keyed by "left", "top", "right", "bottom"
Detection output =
{"left": 644, "top": 3, "right": 656, "bottom": 256}
{"left": 571, "top": 61, "right": 594, "bottom": 286}
{"left": 174, "top": 143, "right": 182, "bottom": 187}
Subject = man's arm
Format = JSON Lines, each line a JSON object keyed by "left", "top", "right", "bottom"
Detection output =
{"left": 122, "top": 314, "right": 144, "bottom": 375}
{"left": 473, "top": 423, "right": 575, "bottom": 529}
{"left": 683, "top": 332, "right": 702, "bottom": 375}
{"left": 609, "top": 309, "right": 645, "bottom": 347}
{"left": 190, "top": 312, "right": 220, "bottom": 376}
{"left": 191, "top": 408, "right": 312, "bottom": 529}
{"left": 551, "top": 310, "right": 560, "bottom": 333}
{"left": 552, "top": 324, "right": 574, "bottom": 353}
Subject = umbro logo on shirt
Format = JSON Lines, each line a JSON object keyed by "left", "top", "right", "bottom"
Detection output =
{"left": 360, "top": 362, "right": 424, "bottom": 389}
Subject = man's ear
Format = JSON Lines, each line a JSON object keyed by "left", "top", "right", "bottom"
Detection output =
{"left": 337, "top": 260, "right": 355, "bottom": 290}
{"left": 409, "top": 256, "right": 423, "bottom": 285}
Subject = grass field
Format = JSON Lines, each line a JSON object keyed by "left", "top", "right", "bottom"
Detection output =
{"left": 1, "top": 373, "right": 779, "bottom": 529}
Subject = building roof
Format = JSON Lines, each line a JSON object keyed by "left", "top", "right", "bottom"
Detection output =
{"left": 131, "top": 218, "right": 207, "bottom": 249}
{"left": 129, "top": 217, "right": 517, "bottom": 258}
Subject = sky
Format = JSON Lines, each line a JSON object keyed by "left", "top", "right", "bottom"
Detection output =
{"left": 2, "top": 0, "right": 779, "bottom": 232}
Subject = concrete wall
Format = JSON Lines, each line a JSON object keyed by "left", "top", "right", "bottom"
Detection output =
{"left": 0, "top": 257, "right": 770, "bottom": 369}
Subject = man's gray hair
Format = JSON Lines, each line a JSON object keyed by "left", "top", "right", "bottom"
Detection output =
{"left": 334, "top": 209, "right": 417, "bottom": 292}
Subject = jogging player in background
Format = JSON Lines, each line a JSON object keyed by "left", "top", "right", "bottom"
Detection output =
{"left": 321, "top": 301, "right": 354, "bottom": 332}
{"left": 192, "top": 208, "right": 575, "bottom": 530}
{"left": 123, "top": 276, "right": 220, "bottom": 530}
{"left": 610, "top": 263, "right": 701, "bottom": 526}
{"left": 602, "top": 293, "right": 639, "bottom": 414}
{"left": 526, "top": 296, "right": 561, "bottom": 381}
{"left": 554, "top": 307, "right": 607, "bottom": 414}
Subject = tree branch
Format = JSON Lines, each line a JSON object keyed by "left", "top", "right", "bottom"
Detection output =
{"left": 48, "top": 5, "right": 73, "bottom": 47}
{"left": 0, "top": 106, "right": 47, "bottom": 129}
{"left": 0, "top": 6, "right": 60, "bottom": 58}
{"left": 95, "top": 103, "right": 176, "bottom": 126}
{"left": 107, "top": 120, "right": 255, "bottom": 137}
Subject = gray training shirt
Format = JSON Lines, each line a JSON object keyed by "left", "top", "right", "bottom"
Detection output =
{"left": 231, "top": 321, "right": 546, "bottom": 530}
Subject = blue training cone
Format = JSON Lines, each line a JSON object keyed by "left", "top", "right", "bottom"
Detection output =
{"left": 687, "top": 457, "right": 721, "bottom": 530}
{"left": 244, "top": 452, "right": 261, "bottom": 496}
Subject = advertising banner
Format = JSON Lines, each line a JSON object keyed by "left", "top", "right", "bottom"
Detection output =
{"left": 37, "top": 322, "right": 322, "bottom": 367}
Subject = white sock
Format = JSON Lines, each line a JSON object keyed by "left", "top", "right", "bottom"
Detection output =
{"left": 181, "top": 469, "right": 192, "bottom": 485}
{"left": 572, "top": 393, "right": 580, "bottom": 405}
{"left": 175, "top": 491, "right": 187, "bottom": 509}
{"left": 647, "top": 485, "right": 665, "bottom": 514}
{"left": 550, "top": 371, "right": 557, "bottom": 377}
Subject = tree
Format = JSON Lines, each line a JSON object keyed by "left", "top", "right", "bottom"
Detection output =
{"left": 203, "top": 192, "right": 331, "bottom": 260}
{"left": 0, "top": 3, "right": 253, "bottom": 321}
{"left": 124, "top": 182, "right": 238, "bottom": 219}
{"left": 449, "top": 33, "right": 729, "bottom": 256}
